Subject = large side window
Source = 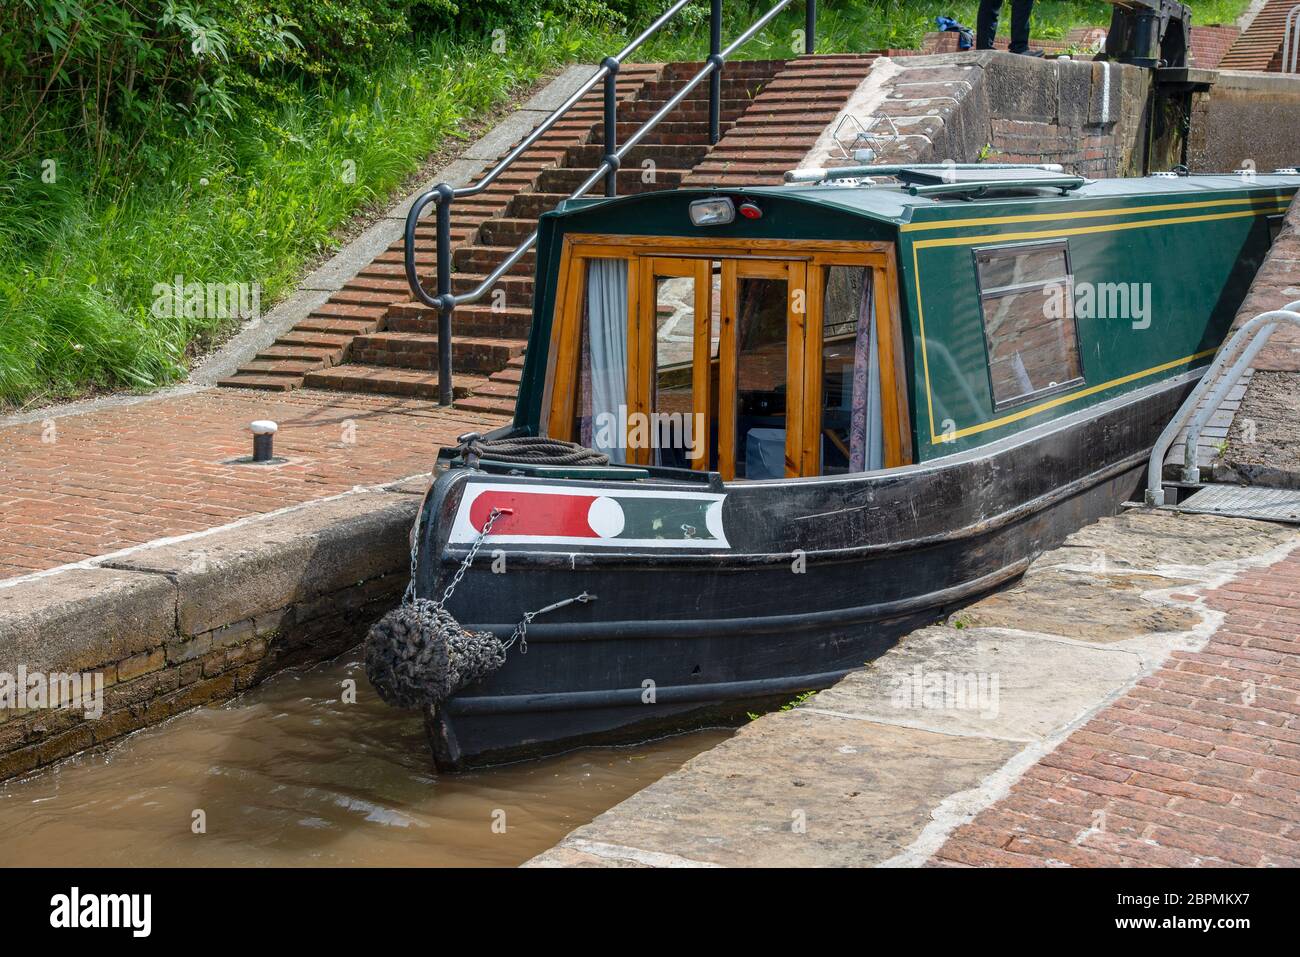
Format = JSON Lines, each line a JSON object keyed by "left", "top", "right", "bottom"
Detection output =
{"left": 974, "top": 240, "right": 1083, "bottom": 410}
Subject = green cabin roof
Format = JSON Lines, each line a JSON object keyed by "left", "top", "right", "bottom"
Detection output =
{"left": 554, "top": 172, "right": 1300, "bottom": 228}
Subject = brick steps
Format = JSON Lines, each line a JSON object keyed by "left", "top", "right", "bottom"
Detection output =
{"left": 303, "top": 364, "right": 487, "bottom": 399}
{"left": 532, "top": 166, "right": 692, "bottom": 195}
{"left": 1220, "top": 0, "right": 1298, "bottom": 71}
{"left": 455, "top": 393, "right": 521, "bottom": 415}
{"left": 217, "top": 373, "right": 300, "bottom": 391}
{"left": 350, "top": 331, "right": 526, "bottom": 373}
{"left": 451, "top": 272, "right": 535, "bottom": 306}
{"left": 454, "top": 244, "right": 537, "bottom": 275}
{"left": 222, "top": 53, "right": 879, "bottom": 413}
{"left": 683, "top": 53, "right": 879, "bottom": 188}
{"left": 388, "top": 303, "right": 533, "bottom": 339}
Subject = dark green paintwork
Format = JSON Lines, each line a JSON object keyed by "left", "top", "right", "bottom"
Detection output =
{"left": 612, "top": 496, "right": 719, "bottom": 540}
{"left": 516, "top": 175, "right": 1298, "bottom": 465}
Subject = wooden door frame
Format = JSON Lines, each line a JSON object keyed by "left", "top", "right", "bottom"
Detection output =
{"left": 716, "top": 257, "right": 805, "bottom": 481}
{"left": 631, "top": 257, "right": 713, "bottom": 468}
{"left": 544, "top": 234, "right": 912, "bottom": 475}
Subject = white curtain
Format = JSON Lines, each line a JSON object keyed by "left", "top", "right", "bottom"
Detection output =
{"left": 585, "top": 259, "right": 628, "bottom": 464}
{"left": 849, "top": 270, "right": 884, "bottom": 472}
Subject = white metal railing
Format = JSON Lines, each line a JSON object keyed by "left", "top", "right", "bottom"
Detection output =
{"left": 1145, "top": 299, "right": 1300, "bottom": 506}
{"left": 1283, "top": 6, "right": 1300, "bottom": 73}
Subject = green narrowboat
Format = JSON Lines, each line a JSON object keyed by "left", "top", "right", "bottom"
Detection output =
{"left": 369, "top": 165, "right": 1298, "bottom": 769}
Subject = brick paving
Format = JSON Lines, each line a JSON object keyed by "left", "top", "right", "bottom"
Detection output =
{"left": 933, "top": 545, "right": 1300, "bottom": 867}
{"left": 0, "top": 388, "right": 507, "bottom": 581}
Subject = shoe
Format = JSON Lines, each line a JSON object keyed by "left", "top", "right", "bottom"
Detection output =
{"left": 1012, "top": 48, "right": 1046, "bottom": 57}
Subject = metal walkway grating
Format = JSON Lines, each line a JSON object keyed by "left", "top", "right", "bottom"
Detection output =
{"left": 1176, "top": 484, "right": 1300, "bottom": 523}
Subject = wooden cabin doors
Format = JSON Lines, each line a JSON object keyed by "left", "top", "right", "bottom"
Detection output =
{"left": 545, "top": 237, "right": 912, "bottom": 479}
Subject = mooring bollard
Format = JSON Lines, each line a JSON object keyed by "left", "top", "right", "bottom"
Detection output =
{"left": 250, "top": 420, "right": 278, "bottom": 463}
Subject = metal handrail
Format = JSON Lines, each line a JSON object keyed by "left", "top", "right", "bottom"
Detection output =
{"left": 404, "top": 0, "right": 819, "bottom": 404}
{"left": 1144, "top": 300, "right": 1300, "bottom": 506}
{"left": 1284, "top": 6, "right": 1300, "bottom": 74}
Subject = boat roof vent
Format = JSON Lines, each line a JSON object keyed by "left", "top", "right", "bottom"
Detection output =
{"left": 894, "top": 166, "right": 1087, "bottom": 197}
{"left": 783, "top": 162, "right": 1087, "bottom": 198}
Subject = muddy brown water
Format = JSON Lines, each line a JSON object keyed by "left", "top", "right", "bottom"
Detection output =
{"left": 0, "top": 655, "right": 729, "bottom": 867}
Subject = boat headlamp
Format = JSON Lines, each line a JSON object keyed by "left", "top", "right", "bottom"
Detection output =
{"left": 688, "top": 197, "right": 735, "bottom": 226}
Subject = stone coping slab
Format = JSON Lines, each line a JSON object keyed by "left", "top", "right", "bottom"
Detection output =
{"left": 0, "top": 481, "right": 424, "bottom": 779}
{"left": 101, "top": 489, "right": 418, "bottom": 637}
{"left": 0, "top": 568, "right": 177, "bottom": 674}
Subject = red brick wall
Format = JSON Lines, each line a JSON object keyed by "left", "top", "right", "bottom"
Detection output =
{"left": 1191, "top": 25, "right": 1242, "bottom": 69}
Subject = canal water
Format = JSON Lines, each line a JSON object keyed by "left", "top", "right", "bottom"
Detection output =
{"left": 0, "top": 656, "right": 729, "bottom": 867}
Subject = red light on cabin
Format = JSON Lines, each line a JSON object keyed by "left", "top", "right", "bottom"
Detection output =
{"left": 738, "top": 201, "right": 762, "bottom": 220}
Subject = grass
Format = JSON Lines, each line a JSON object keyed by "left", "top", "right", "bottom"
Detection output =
{"left": 0, "top": 17, "right": 629, "bottom": 408}
{"left": 0, "top": 0, "right": 1256, "bottom": 409}
{"left": 638, "top": 0, "right": 1252, "bottom": 60}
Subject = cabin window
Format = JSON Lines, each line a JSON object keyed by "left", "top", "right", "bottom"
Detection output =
{"left": 734, "top": 274, "right": 792, "bottom": 478}
{"left": 648, "top": 262, "right": 720, "bottom": 469}
{"left": 819, "top": 266, "right": 882, "bottom": 473}
{"left": 974, "top": 241, "right": 1083, "bottom": 410}
{"left": 546, "top": 238, "right": 913, "bottom": 479}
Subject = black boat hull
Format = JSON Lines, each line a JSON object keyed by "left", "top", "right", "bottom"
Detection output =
{"left": 412, "top": 371, "right": 1197, "bottom": 770}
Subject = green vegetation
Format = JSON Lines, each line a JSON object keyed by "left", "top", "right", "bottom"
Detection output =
{"left": 0, "top": 2, "right": 642, "bottom": 407}
{"left": 0, "top": 0, "right": 1252, "bottom": 408}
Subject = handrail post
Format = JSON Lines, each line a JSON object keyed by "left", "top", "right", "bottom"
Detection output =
{"left": 405, "top": 0, "right": 811, "bottom": 332}
{"left": 1285, "top": 6, "right": 1300, "bottom": 73}
{"left": 806, "top": 0, "right": 816, "bottom": 54}
{"left": 1144, "top": 302, "right": 1300, "bottom": 505}
{"left": 709, "top": 0, "right": 723, "bottom": 145}
{"left": 602, "top": 57, "right": 620, "bottom": 197}
{"left": 435, "top": 183, "right": 455, "bottom": 406}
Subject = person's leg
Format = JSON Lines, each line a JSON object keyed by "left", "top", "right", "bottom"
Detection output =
{"left": 1007, "top": 0, "right": 1036, "bottom": 53}
{"left": 975, "top": 0, "right": 1001, "bottom": 50}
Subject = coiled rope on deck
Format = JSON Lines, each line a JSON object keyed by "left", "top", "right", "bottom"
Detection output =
{"left": 454, "top": 432, "right": 609, "bottom": 468}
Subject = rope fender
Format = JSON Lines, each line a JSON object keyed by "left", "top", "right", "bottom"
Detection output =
{"left": 365, "top": 600, "right": 505, "bottom": 710}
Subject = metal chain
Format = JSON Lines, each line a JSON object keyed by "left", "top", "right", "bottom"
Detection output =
{"left": 404, "top": 505, "right": 509, "bottom": 607}
{"left": 437, "top": 507, "right": 507, "bottom": 608}
{"left": 502, "top": 591, "right": 595, "bottom": 655}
